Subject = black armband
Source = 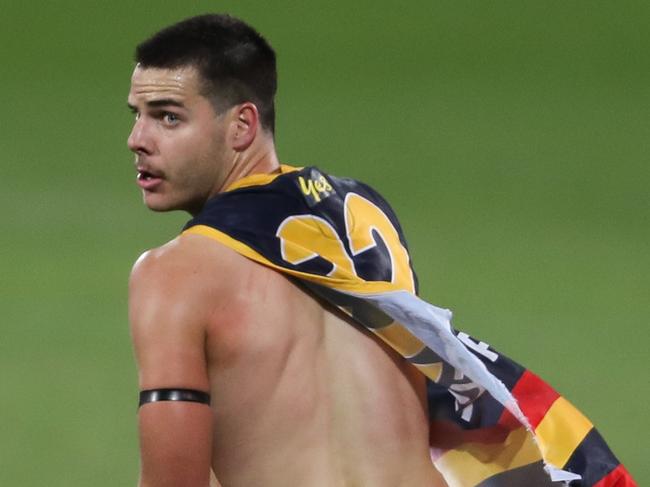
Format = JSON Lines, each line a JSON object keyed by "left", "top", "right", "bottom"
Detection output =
{"left": 138, "top": 388, "right": 211, "bottom": 407}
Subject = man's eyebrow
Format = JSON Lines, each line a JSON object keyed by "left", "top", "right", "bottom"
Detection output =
{"left": 127, "top": 99, "right": 186, "bottom": 111}
{"left": 145, "top": 99, "right": 186, "bottom": 109}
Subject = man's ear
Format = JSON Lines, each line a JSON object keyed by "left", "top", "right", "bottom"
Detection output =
{"left": 228, "top": 102, "right": 259, "bottom": 151}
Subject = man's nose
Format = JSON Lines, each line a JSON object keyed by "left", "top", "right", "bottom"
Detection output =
{"left": 127, "top": 118, "right": 153, "bottom": 155}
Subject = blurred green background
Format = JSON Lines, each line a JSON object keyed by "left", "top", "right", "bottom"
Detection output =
{"left": 2, "top": 1, "right": 647, "bottom": 485}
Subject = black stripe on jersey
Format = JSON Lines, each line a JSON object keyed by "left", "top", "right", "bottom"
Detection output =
{"left": 562, "top": 427, "right": 622, "bottom": 486}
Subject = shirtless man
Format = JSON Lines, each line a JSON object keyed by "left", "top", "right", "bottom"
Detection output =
{"left": 127, "top": 14, "right": 446, "bottom": 487}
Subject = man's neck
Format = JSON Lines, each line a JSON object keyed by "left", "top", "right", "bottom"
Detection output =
{"left": 218, "top": 136, "right": 280, "bottom": 194}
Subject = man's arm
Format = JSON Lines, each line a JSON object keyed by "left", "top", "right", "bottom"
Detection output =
{"left": 129, "top": 242, "right": 215, "bottom": 487}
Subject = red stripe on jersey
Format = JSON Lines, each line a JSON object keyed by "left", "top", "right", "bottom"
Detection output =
{"left": 593, "top": 464, "right": 638, "bottom": 487}
{"left": 498, "top": 370, "right": 560, "bottom": 429}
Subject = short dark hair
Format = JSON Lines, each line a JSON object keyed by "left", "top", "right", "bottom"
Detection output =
{"left": 135, "top": 14, "right": 277, "bottom": 134}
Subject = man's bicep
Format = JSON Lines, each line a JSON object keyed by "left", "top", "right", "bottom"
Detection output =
{"left": 129, "top": 250, "right": 210, "bottom": 391}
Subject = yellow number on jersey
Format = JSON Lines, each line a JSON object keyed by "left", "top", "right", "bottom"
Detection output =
{"left": 276, "top": 193, "right": 414, "bottom": 292}
{"left": 344, "top": 193, "right": 415, "bottom": 293}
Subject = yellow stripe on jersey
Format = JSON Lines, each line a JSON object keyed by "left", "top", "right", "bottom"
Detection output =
{"left": 370, "top": 322, "right": 426, "bottom": 358}
{"left": 224, "top": 164, "right": 300, "bottom": 192}
{"left": 415, "top": 362, "right": 444, "bottom": 382}
{"left": 434, "top": 427, "right": 543, "bottom": 487}
{"left": 534, "top": 396, "right": 593, "bottom": 469}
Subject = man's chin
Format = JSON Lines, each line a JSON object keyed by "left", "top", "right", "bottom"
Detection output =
{"left": 142, "top": 193, "right": 201, "bottom": 215}
{"left": 143, "top": 194, "right": 181, "bottom": 213}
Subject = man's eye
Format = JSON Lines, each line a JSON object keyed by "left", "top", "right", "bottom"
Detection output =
{"left": 163, "top": 112, "right": 179, "bottom": 125}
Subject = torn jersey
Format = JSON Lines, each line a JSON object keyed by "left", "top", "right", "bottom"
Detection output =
{"left": 183, "top": 165, "right": 635, "bottom": 487}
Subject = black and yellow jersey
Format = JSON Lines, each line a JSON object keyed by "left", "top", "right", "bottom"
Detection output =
{"left": 183, "top": 165, "right": 635, "bottom": 487}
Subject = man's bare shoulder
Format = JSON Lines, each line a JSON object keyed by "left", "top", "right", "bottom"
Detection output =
{"left": 130, "top": 233, "right": 252, "bottom": 296}
{"left": 128, "top": 233, "right": 256, "bottom": 338}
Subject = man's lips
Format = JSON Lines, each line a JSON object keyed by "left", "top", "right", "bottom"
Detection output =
{"left": 136, "top": 169, "right": 164, "bottom": 190}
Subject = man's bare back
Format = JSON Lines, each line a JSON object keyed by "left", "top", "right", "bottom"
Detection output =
{"left": 131, "top": 234, "right": 445, "bottom": 486}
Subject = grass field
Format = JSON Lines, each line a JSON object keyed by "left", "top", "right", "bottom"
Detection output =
{"left": 2, "top": 2, "right": 647, "bottom": 485}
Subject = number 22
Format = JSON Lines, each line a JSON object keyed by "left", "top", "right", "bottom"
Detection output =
{"left": 276, "top": 193, "right": 415, "bottom": 292}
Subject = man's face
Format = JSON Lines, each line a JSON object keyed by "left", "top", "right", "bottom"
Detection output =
{"left": 127, "top": 65, "right": 232, "bottom": 214}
